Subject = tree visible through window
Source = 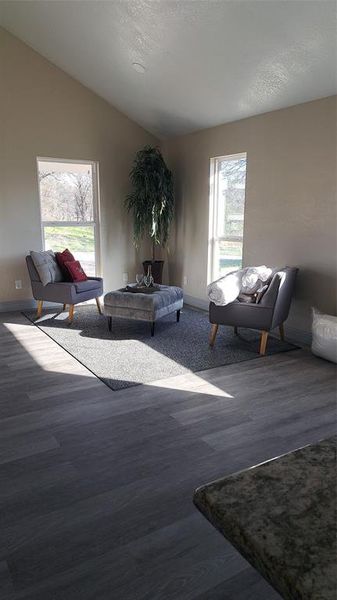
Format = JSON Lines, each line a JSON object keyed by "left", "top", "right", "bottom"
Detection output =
{"left": 208, "top": 153, "right": 247, "bottom": 282}
{"left": 37, "top": 159, "right": 99, "bottom": 276}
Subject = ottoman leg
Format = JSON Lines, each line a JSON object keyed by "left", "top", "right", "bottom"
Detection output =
{"left": 108, "top": 316, "right": 112, "bottom": 332}
{"left": 177, "top": 309, "right": 181, "bottom": 322}
{"left": 150, "top": 322, "right": 155, "bottom": 337}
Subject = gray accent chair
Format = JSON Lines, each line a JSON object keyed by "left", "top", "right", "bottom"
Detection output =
{"left": 209, "top": 267, "right": 298, "bottom": 355}
{"left": 26, "top": 256, "right": 103, "bottom": 323}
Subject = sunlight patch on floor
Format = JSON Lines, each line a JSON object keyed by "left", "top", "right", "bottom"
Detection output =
{"left": 148, "top": 371, "right": 233, "bottom": 398}
{"left": 3, "top": 321, "right": 94, "bottom": 377}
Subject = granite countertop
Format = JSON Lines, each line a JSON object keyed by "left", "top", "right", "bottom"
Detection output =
{"left": 193, "top": 436, "right": 337, "bottom": 600}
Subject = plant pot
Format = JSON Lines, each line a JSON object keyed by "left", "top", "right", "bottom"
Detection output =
{"left": 143, "top": 260, "right": 164, "bottom": 284}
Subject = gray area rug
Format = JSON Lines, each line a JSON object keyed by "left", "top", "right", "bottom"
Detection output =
{"left": 24, "top": 305, "right": 297, "bottom": 391}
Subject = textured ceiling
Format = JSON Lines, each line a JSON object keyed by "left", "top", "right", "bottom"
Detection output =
{"left": 1, "top": 0, "right": 336, "bottom": 138}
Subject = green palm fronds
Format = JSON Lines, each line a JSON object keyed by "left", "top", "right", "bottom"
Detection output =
{"left": 125, "top": 146, "right": 174, "bottom": 259}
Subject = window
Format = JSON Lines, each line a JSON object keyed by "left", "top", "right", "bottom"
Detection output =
{"left": 208, "top": 152, "right": 247, "bottom": 282}
{"left": 37, "top": 158, "right": 100, "bottom": 276}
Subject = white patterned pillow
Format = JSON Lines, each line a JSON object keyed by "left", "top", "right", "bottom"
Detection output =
{"left": 312, "top": 309, "right": 337, "bottom": 364}
{"left": 30, "top": 250, "right": 63, "bottom": 286}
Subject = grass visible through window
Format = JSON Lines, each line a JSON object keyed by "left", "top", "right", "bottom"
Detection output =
{"left": 44, "top": 226, "right": 95, "bottom": 253}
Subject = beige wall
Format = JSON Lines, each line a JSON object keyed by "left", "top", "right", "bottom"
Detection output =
{"left": 1, "top": 27, "right": 336, "bottom": 334}
{"left": 0, "top": 27, "right": 157, "bottom": 305}
{"left": 163, "top": 96, "right": 337, "bottom": 334}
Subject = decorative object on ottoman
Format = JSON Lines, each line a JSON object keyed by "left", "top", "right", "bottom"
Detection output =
{"left": 135, "top": 273, "right": 144, "bottom": 286}
{"left": 143, "top": 264, "right": 154, "bottom": 287}
{"left": 125, "top": 146, "right": 174, "bottom": 284}
{"left": 312, "top": 309, "right": 337, "bottom": 364}
{"left": 104, "top": 284, "right": 183, "bottom": 336}
{"left": 143, "top": 260, "right": 164, "bottom": 284}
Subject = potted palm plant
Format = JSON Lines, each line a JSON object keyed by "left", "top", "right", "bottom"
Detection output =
{"left": 125, "top": 146, "right": 174, "bottom": 283}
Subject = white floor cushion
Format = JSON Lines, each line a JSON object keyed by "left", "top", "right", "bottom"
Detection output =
{"left": 311, "top": 309, "right": 337, "bottom": 364}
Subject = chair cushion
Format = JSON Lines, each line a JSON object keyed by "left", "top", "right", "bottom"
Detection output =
{"left": 30, "top": 250, "right": 63, "bottom": 286}
{"left": 74, "top": 279, "right": 102, "bottom": 293}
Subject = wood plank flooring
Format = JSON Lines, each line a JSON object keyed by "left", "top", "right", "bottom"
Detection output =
{"left": 0, "top": 311, "right": 336, "bottom": 599}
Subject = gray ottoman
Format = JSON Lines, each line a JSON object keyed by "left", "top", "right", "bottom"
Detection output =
{"left": 104, "top": 285, "right": 184, "bottom": 336}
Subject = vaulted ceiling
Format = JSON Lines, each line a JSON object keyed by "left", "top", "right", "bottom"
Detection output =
{"left": 1, "top": 0, "right": 336, "bottom": 138}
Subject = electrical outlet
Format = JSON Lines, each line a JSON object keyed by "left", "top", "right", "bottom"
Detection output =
{"left": 15, "top": 280, "right": 22, "bottom": 290}
{"left": 183, "top": 276, "right": 188, "bottom": 285}
{"left": 122, "top": 272, "right": 128, "bottom": 284}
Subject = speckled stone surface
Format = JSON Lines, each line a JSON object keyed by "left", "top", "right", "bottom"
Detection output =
{"left": 194, "top": 437, "right": 337, "bottom": 600}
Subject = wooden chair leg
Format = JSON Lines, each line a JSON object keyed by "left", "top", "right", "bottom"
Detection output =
{"left": 95, "top": 297, "right": 102, "bottom": 315}
{"left": 36, "top": 300, "right": 43, "bottom": 318}
{"left": 108, "top": 316, "right": 112, "bottom": 332}
{"left": 209, "top": 324, "right": 219, "bottom": 347}
{"left": 259, "top": 330, "right": 269, "bottom": 355}
{"left": 62, "top": 304, "right": 67, "bottom": 311}
{"left": 279, "top": 323, "right": 285, "bottom": 341}
{"left": 150, "top": 322, "right": 155, "bottom": 337}
{"left": 176, "top": 309, "right": 180, "bottom": 323}
{"left": 68, "top": 304, "right": 75, "bottom": 324}
{"left": 234, "top": 326, "right": 238, "bottom": 335}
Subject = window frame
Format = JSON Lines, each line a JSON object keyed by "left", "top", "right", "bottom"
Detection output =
{"left": 36, "top": 156, "right": 101, "bottom": 276}
{"left": 208, "top": 152, "right": 247, "bottom": 283}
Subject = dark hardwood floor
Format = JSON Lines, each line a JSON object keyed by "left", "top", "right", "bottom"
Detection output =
{"left": 0, "top": 311, "right": 336, "bottom": 599}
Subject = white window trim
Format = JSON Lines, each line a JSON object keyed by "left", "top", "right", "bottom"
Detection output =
{"left": 36, "top": 157, "right": 101, "bottom": 277}
{"left": 208, "top": 152, "right": 247, "bottom": 284}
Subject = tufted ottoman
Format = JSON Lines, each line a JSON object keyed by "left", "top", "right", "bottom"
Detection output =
{"left": 104, "top": 285, "right": 184, "bottom": 336}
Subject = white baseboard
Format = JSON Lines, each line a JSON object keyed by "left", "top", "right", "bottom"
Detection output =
{"left": 282, "top": 325, "right": 312, "bottom": 347}
{"left": 0, "top": 300, "right": 60, "bottom": 313}
{"left": 183, "top": 293, "right": 208, "bottom": 311}
{"left": 0, "top": 299, "right": 35, "bottom": 312}
{"left": 183, "top": 293, "right": 311, "bottom": 347}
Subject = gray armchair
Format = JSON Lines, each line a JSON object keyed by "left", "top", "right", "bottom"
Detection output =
{"left": 26, "top": 256, "right": 103, "bottom": 323}
{"left": 209, "top": 267, "right": 298, "bottom": 354}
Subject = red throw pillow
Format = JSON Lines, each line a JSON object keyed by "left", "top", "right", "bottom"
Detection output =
{"left": 64, "top": 260, "right": 88, "bottom": 282}
{"left": 55, "top": 249, "right": 75, "bottom": 280}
